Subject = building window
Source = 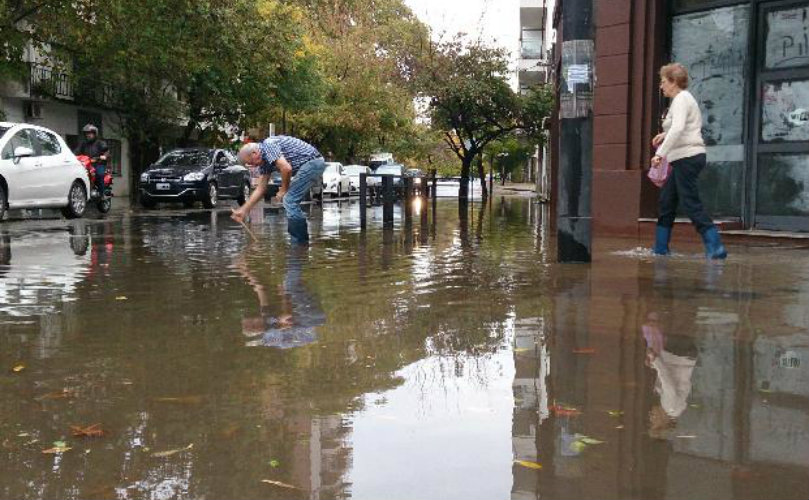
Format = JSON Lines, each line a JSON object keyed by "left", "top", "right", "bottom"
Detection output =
{"left": 521, "top": 28, "right": 543, "bottom": 59}
{"left": 765, "top": 6, "right": 809, "bottom": 69}
{"left": 671, "top": 4, "right": 749, "bottom": 217}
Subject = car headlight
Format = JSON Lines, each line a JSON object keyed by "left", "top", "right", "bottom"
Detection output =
{"left": 183, "top": 172, "right": 206, "bottom": 182}
{"left": 140, "top": 172, "right": 149, "bottom": 182}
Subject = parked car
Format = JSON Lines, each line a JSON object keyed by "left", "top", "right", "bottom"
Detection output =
{"left": 404, "top": 168, "right": 425, "bottom": 186}
{"left": 264, "top": 170, "right": 323, "bottom": 202}
{"left": 374, "top": 163, "right": 405, "bottom": 187}
{"left": 322, "top": 162, "right": 351, "bottom": 198}
{"left": 0, "top": 122, "right": 90, "bottom": 220}
{"left": 139, "top": 148, "right": 251, "bottom": 209}
{"left": 345, "top": 165, "right": 378, "bottom": 193}
{"left": 369, "top": 152, "right": 394, "bottom": 170}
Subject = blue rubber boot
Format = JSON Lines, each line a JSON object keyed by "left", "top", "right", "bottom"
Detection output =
{"left": 701, "top": 226, "right": 727, "bottom": 260}
{"left": 702, "top": 226, "right": 728, "bottom": 259}
{"left": 653, "top": 225, "right": 671, "bottom": 255}
{"left": 287, "top": 218, "right": 309, "bottom": 245}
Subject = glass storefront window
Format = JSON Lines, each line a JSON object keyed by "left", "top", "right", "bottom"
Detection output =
{"left": 756, "top": 153, "right": 809, "bottom": 217}
{"left": 762, "top": 80, "right": 809, "bottom": 142}
{"left": 765, "top": 7, "right": 809, "bottom": 69}
{"left": 672, "top": 5, "right": 750, "bottom": 216}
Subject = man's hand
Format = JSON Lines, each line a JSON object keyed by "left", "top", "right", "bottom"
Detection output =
{"left": 274, "top": 189, "right": 287, "bottom": 204}
{"left": 231, "top": 207, "right": 248, "bottom": 223}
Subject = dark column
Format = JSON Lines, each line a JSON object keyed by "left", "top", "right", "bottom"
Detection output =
{"left": 557, "top": 0, "right": 594, "bottom": 262}
{"left": 382, "top": 176, "right": 394, "bottom": 229}
{"left": 360, "top": 172, "right": 367, "bottom": 230}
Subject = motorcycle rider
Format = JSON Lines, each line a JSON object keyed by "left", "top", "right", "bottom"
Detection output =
{"left": 74, "top": 124, "right": 109, "bottom": 197}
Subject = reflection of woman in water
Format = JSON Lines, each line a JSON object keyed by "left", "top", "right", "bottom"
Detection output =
{"left": 643, "top": 311, "right": 697, "bottom": 438}
{"left": 236, "top": 247, "right": 325, "bottom": 348}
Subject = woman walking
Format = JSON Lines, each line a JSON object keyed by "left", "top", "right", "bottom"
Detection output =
{"left": 651, "top": 63, "right": 727, "bottom": 259}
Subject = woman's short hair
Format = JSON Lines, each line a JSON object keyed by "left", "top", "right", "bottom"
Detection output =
{"left": 660, "top": 63, "right": 689, "bottom": 89}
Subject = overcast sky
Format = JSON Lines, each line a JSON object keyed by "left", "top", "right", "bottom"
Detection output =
{"left": 403, "top": 0, "right": 520, "bottom": 61}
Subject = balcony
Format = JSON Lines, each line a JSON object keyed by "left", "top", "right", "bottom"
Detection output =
{"left": 521, "top": 39, "right": 544, "bottom": 59}
{"left": 27, "top": 62, "right": 116, "bottom": 108}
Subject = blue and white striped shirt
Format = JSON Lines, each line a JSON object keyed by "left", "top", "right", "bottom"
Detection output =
{"left": 258, "top": 136, "right": 322, "bottom": 175}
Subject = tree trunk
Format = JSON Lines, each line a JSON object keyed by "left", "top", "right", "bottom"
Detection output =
{"left": 459, "top": 156, "right": 472, "bottom": 199}
{"left": 477, "top": 155, "right": 488, "bottom": 200}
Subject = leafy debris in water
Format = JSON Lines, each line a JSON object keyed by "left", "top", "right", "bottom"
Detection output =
{"left": 71, "top": 423, "right": 105, "bottom": 438}
{"left": 151, "top": 443, "right": 193, "bottom": 457}
{"left": 572, "top": 348, "right": 596, "bottom": 354}
{"left": 11, "top": 363, "right": 25, "bottom": 373}
{"left": 152, "top": 396, "right": 203, "bottom": 404}
{"left": 515, "top": 460, "right": 543, "bottom": 470}
{"left": 42, "top": 441, "right": 72, "bottom": 454}
{"left": 261, "top": 479, "right": 299, "bottom": 490}
{"left": 550, "top": 404, "right": 581, "bottom": 417}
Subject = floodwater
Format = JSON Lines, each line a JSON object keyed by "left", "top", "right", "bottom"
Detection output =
{"left": 1, "top": 198, "right": 808, "bottom": 500}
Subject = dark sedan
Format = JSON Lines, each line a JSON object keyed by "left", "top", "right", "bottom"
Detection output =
{"left": 139, "top": 149, "right": 251, "bottom": 209}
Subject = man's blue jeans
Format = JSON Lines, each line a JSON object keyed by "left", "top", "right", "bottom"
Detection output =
{"left": 94, "top": 164, "right": 106, "bottom": 195}
{"left": 283, "top": 157, "right": 325, "bottom": 242}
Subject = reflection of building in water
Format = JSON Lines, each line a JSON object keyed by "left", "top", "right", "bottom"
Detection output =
{"left": 289, "top": 414, "right": 352, "bottom": 500}
{"left": 511, "top": 317, "right": 550, "bottom": 500}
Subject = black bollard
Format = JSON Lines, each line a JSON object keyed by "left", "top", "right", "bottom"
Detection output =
{"left": 360, "top": 172, "right": 367, "bottom": 230}
{"left": 382, "top": 175, "right": 393, "bottom": 229}
{"left": 404, "top": 177, "right": 413, "bottom": 223}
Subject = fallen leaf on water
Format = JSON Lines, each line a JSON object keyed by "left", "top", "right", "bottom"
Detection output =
{"left": 115, "top": 296, "right": 128, "bottom": 301}
{"left": 261, "top": 479, "right": 299, "bottom": 490}
{"left": 514, "top": 347, "right": 532, "bottom": 353}
{"left": 71, "top": 423, "right": 105, "bottom": 438}
{"left": 151, "top": 443, "right": 193, "bottom": 457}
{"left": 153, "top": 396, "right": 203, "bottom": 404}
{"left": 38, "top": 389, "right": 77, "bottom": 400}
{"left": 570, "top": 440, "right": 587, "bottom": 453}
{"left": 550, "top": 404, "right": 581, "bottom": 417}
{"left": 676, "top": 435, "right": 697, "bottom": 439}
{"left": 607, "top": 410, "right": 624, "bottom": 417}
{"left": 42, "top": 441, "right": 72, "bottom": 454}
{"left": 572, "top": 348, "right": 596, "bottom": 354}
{"left": 615, "top": 425, "right": 625, "bottom": 429}
{"left": 577, "top": 436, "right": 605, "bottom": 445}
{"left": 515, "top": 460, "right": 543, "bottom": 470}
{"left": 11, "top": 363, "right": 25, "bottom": 373}
{"left": 269, "top": 459, "right": 280, "bottom": 468}
{"left": 17, "top": 432, "right": 30, "bottom": 438}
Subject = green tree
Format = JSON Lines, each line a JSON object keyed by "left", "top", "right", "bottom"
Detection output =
{"left": 413, "top": 37, "right": 520, "bottom": 199}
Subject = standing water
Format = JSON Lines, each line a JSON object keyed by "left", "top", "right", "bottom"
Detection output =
{"left": 0, "top": 198, "right": 807, "bottom": 499}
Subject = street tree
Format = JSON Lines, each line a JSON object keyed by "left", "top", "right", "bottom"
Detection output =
{"left": 414, "top": 36, "right": 520, "bottom": 199}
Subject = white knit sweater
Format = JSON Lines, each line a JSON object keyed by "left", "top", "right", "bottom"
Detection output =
{"left": 657, "top": 90, "right": 706, "bottom": 162}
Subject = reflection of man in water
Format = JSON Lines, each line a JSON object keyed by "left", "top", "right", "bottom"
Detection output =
{"left": 237, "top": 247, "right": 325, "bottom": 348}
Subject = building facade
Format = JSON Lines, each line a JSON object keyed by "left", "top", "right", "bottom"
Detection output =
{"left": 554, "top": 0, "right": 809, "bottom": 237}
{"left": 1, "top": 50, "right": 134, "bottom": 197}
{"left": 518, "top": 0, "right": 555, "bottom": 195}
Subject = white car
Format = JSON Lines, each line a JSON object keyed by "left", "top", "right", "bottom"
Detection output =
{"left": 0, "top": 122, "right": 90, "bottom": 220}
{"left": 322, "top": 162, "right": 351, "bottom": 198}
{"left": 344, "top": 165, "right": 378, "bottom": 193}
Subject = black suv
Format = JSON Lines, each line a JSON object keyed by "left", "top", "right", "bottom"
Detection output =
{"left": 139, "top": 148, "right": 251, "bottom": 209}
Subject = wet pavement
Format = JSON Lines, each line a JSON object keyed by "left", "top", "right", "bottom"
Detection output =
{"left": 1, "top": 198, "right": 808, "bottom": 500}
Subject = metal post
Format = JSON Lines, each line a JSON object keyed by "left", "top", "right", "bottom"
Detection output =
{"left": 382, "top": 175, "right": 393, "bottom": 229}
{"left": 557, "top": 0, "right": 594, "bottom": 263}
{"left": 404, "top": 177, "right": 413, "bottom": 223}
{"left": 360, "top": 172, "right": 367, "bottom": 230}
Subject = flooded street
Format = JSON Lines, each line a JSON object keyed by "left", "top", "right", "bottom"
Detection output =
{"left": 1, "top": 198, "right": 808, "bottom": 500}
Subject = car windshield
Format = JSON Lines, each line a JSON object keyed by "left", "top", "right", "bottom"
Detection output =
{"left": 376, "top": 165, "right": 401, "bottom": 174}
{"left": 154, "top": 150, "right": 213, "bottom": 167}
{"left": 369, "top": 160, "right": 389, "bottom": 169}
{"left": 344, "top": 166, "right": 365, "bottom": 175}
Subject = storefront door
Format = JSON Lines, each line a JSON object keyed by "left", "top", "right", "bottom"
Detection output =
{"left": 671, "top": 0, "right": 809, "bottom": 232}
{"left": 753, "top": 2, "right": 809, "bottom": 231}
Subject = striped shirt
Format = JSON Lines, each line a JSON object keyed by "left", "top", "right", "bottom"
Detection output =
{"left": 258, "top": 136, "right": 322, "bottom": 175}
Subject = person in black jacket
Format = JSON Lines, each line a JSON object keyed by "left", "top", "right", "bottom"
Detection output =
{"left": 74, "top": 124, "right": 109, "bottom": 195}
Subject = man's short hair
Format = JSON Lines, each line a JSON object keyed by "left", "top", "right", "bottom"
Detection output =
{"left": 238, "top": 142, "right": 260, "bottom": 164}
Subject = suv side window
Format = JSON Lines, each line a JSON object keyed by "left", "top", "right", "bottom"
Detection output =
{"left": 1, "top": 129, "right": 34, "bottom": 160}
{"left": 29, "top": 129, "right": 62, "bottom": 156}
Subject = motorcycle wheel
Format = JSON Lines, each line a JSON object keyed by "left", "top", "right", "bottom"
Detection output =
{"left": 98, "top": 196, "right": 112, "bottom": 214}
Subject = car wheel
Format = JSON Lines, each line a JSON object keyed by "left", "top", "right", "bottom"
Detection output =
{"left": 61, "top": 181, "right": 87, "bottom": 219}
{"left": 202, "top": 182, "right": 218, "bottom": 209}
{"left": 237, "top": 182, "right": 250, "bottom": 206}
{"left": 69, "top": 226, "right": 90, "bottom": 256}
{"left": 0, "top": 183, "right": 6, "bottom": 222}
